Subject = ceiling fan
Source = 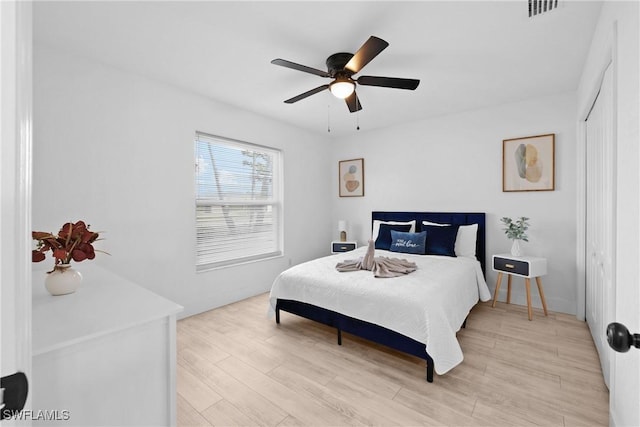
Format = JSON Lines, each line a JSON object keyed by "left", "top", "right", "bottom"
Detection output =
{"left": 271, "top": 36, "right": 420, "bottom": 113}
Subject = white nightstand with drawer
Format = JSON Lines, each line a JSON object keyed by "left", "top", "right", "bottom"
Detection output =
{"left": 331, "top": 241, "right": 357, "bottom": 254}
{"left": 491, "top": 254, "right": 548, "bottom": 320}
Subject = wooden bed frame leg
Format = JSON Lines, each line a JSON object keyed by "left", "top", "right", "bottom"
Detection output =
{"left": 275, "top": 307, "right": 280, "bottom": 324}
{"left": 426, "top": 362, "right": 434, "bottom": 383}
{"left": 337, "top": 328, "right": 342, "bottom": 345}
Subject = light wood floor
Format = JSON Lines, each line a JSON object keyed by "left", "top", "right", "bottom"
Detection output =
{"left": 177, "top": 293, "right": 609, "bottom": 426}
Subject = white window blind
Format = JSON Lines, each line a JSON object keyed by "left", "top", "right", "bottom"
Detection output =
{"left": 195, "top": 132, "right": 282, "bottom": 270}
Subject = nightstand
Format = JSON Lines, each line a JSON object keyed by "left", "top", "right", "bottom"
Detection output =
{"left": 331, "top": 241, "right": 357, "bottom": 254}
{"left": 491, "top": 254, "right": 548, "bottom": 321}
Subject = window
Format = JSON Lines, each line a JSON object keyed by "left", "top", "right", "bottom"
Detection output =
{"left": 195, "top": 132, "right": 282, "bottom": 270}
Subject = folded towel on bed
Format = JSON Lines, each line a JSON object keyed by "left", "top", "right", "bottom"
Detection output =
{"left": 336, "top": 240, "right": 417, "bottom": 278}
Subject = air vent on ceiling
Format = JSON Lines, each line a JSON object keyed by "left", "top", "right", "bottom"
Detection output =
{"left": 528, "top": 0, "right": 559, "bottom": 17}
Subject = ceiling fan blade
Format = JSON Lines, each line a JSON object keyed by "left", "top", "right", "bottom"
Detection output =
{"left": 284, "top": 85, "right": 330, "bottom": 104}
{"left": 357, "top": 75, "right": 420, "bottom": 90}
{"left": 271, "top": 58, "right": 331, "bottom": 78}
{"left": 345, "top": 91, "right": 362, "bottom": 113}
{"left": 344, "top": 36, "right": 389, "bottom": 74}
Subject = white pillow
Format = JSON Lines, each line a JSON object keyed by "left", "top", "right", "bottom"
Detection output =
{"left": 372, "top": 220, "right": 416, "bottom": 241}
{"left": 422, "top": 221, "right": 478, "bottom": 258}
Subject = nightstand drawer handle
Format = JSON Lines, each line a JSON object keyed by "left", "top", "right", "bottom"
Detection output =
{"left": 505, "top": 263, "right": 515, "bottom": 269}
{"left": 339, "top": 246, "right": 348, "bottom": 250}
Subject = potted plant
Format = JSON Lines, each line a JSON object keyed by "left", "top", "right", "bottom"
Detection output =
{"left": 32, "top": 221, "right": 105, "bottom": 295}
{"left": 500, "top": 216, "right": 529, "bottom": 257}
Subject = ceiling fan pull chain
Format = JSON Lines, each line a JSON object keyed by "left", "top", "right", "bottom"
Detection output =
{"left": 356, "top": 110, "right": 360, "bottom": 131}
{"left": 327, "top": 104, "right": 331, "bottom": 133}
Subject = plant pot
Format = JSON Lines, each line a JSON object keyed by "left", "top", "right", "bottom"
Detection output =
{"left": 45, "top": 264, "right": 83, "bottom": 296}
{"left": 510, "top": 239, "right": 523, "bottom": 257}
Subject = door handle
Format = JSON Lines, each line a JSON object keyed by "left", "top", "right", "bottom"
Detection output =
{"left": 0, "top": 372, "right": 28, "bottom": 420}
{"left": 607, "top": 322, "right": 640, "bottom": 353}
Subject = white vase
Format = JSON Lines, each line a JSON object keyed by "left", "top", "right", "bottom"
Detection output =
{"left": 510, "top": 239, "right": 523, "bottom": 257}
{"left": 45, "top": 264, "right": 83, "bottom": 296}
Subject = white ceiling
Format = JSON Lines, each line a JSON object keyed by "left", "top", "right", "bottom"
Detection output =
{"left": 33, "top": 1, "right": 603, "bottom": 137}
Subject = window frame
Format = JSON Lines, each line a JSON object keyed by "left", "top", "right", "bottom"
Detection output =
{"left": 194, "top": 132, "right": 283, "bottom": 271}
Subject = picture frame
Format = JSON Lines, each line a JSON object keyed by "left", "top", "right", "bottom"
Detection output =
{"left": 503, "top": 134, "right": 555, "bottom": 192}
{"left": 339, "top": 158, "right": 364, "bottom": 197}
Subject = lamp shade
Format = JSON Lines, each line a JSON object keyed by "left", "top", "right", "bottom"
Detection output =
{"left": 329, "top": 79, "right": 355, "bottom": 99}
{"left": 338, "top": 220, "right": 348, "bottom": 242}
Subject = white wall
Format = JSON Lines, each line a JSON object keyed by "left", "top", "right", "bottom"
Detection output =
{"left": 330, "top": 92, "right": 578, "bottom": 314}
{"left": 577, "top": 2, "right": 639, "bottom": 426}
{"left": 33, "top": 45, "right": 333, "bottom": 317}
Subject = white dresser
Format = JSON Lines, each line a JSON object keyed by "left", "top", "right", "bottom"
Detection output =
{"left": 32, "top": 264, "right": 183, "bottom": 426}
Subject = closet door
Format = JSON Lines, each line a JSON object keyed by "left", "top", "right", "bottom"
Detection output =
{"left": 585, "top": 63, "right": 615, "bottom": 387}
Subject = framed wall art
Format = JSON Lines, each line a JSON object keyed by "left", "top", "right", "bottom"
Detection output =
{"left": 339, "top": 158, "right": 364, "bottom": 197}
{"left": 503, "top": 134, "right": 555, "bottom": 192}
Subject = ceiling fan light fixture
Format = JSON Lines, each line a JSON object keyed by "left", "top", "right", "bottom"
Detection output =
{"left": 329, "top": 78, "right": 355, "bottom": 99}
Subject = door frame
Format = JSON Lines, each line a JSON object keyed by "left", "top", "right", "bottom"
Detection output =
{"left": 583, "top": 60, "right": 616, "bottom": 387}
{"left": 576, "top": 24, "right": 617, "bottom": 322}
{"left": 575, "top": 13, "right": 617, "bottom": 406}
{"left": 0, "top": 0, "right": 33, "bottom": 416}
{"left": 577, "top": 19, "right": 640, "bottom": 426}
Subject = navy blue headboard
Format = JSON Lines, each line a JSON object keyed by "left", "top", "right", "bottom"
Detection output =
{"left": 372, "top": 211, "right": 486, "bottom": 276}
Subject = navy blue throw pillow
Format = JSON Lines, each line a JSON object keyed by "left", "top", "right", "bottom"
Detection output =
{"left": 424, "top": 224, "right": 459, "bottom": 257}
{"left": 389, "top": 230, "right": 427, "bottom": 254}
{"left": 375, "top": 223, "right": 412, "bottom": 250}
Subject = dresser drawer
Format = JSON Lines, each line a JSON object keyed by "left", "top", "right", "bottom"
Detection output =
{"left": 331, "top": 242, "right": 357, "bottom": 253}
{"left": 493, "top": 256, "right": 529, "bottom": 276}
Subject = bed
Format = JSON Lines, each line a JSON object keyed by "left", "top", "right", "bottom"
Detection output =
{"left": 268, "top": 211, "right": 490, "bottom": 382}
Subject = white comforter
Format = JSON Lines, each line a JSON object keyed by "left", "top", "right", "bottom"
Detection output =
{"left": 268, "top": 246, "right": 491, "bottom": 375}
